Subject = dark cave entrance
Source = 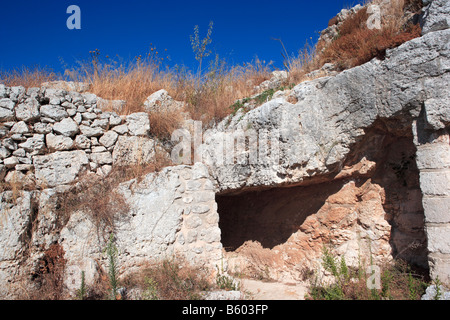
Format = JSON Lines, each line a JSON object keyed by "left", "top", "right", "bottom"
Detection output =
{"left": 217, "top": 181, "right": 345, "bottom": 251}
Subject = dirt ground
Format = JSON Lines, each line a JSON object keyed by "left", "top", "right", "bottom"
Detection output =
{"left": 240, "top": 279, "right": 308, "bottom": 300}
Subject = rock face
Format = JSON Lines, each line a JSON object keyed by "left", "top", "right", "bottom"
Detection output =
{"left": 421, "top": 0, "right": 450, "bottom": 34}
{"left": 33, "top": 151, "right": 89, "bottom": 187}
{"left": 143, "top": 89, "right": 184, "bottom": 113}
{"left": 201, "top": 28, "right": 449, "bottom": 194}
{"left": 0, "top": 0, "right": 449, "bottom": 298}
{"left": 0, "top": 164, "right": 222, "bottom": 297}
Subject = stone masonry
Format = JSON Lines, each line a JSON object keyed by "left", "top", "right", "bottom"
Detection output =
{"left": 414, "top": 121, "right": 450, "bottom": 284}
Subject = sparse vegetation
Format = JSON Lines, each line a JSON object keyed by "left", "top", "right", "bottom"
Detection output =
{"left": 316, "top": 0, "right": 422, "bottom": 70}
{"left": 29, "top": 243, "right": 67, "bottom": 300}
{"left": 123, "top": 258, "right": 214, "bottom": 300}
{"left": 76, "top": 271, "right": 87, "bottom": 300}
{"left": 104, "top": 233, "right": 120, "bottom": 300}
{"left": 307, "top": 247, "right": 429, "bottom": 300}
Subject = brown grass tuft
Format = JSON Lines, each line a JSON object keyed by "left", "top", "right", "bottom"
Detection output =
{"left": 318, "top": 2, "right": 422, "bottom": 70}
{"left": 0, "top": 66, "right": 57, "bottom": 88}
{"left": 29, "top": 244, "right": 67, "bottom": 300}
{"left": 123, "top": 258, "right": 213, "bottom": 300}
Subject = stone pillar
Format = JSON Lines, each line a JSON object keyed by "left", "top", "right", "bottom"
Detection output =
{"left": 413, "top": 120, "right": 450, "bottom": 285}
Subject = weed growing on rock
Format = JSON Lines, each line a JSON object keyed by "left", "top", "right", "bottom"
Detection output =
{"left": 307, "top": 247, "right": 429, "bottom": 300}
{"left": 104, "top": 233, "right": 120, "bottom": 300}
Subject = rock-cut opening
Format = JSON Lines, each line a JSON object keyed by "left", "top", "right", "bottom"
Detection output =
{"left": 216, "top": 120, "right": 429, "bottom": 280}
{"left": 217, "top": 182, "right": 344, "bottom": 251}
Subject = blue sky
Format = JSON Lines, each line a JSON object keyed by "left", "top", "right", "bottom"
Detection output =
{"left": 0, "top": 0, "right": 364, "bottom": 74}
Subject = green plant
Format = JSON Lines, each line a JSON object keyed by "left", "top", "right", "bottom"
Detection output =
{"left": 215, "top": 256, "right": 240, "bottom": 291}
{"left": 308, "top": 247, "right": 429, "bottom": 300}
{"left": 319, "top": 247, "right": 349, "bottom": 299}
{"left": 433, "top": 277, "right": 442, "bottom": 300}
{"left": 76, "top": 271, "right": 87, "bottom": 300}
{"left": 104, "top": 233, "right": 120, "bottom": 300}
{"left": 216, "top": 273, "right": 240, "bottom": 291}
{"left": 190, "top": 21, "right": 214, "bottom": 84}
{"left": 142, "top": 277, "right": 159, "bottom": 300}
{"left": 381, "top": 268, "right": 394, "bottom": 299}
{"left": 228, "top": 88, "right": 276, "bottom": 118}
{"left": 254, "top": 88, "right": 275, "bottom": 105}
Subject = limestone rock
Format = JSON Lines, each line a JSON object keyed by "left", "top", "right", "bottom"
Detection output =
{"left": 15, "top": 98, "right": 40, "bottom": 122}
{"left": 60, "top": 210, "right": 103, "bottom": 293}
{"left": 40, "top": 104, "right": 69, "bottom": 121}
{"left": 254, "top": 71, "right": 288, "bottom": 92}
{"left": 99, "top": 130, "right": 118, "bottom": 148}
{"left": 18, "top": 134, "right": 45, "bottom": 154}
{"left": 74, "top": 135, "right": 91, "bottom": 149}
{"left": 201, "top": 29, "right": 450, "bottom": 193}
{"left": 8, "top": 86, "right": 25, "bottom": 102}
{"left": 112, "top": 135, "right": 155, "bottom": 166}
{"left": 3, "top": 156, "right": 19, "bottom": 168}
{"left": 41, "top": 81, "right": 90, "bottom": 92}
{"left": 0, "top": 84, "right": 9, "bottom": 98}
{"left": 46, "top": 133, "right": 74, "bottom": 151}
{"left": 421, "top": 284, "right": 450, "bottom": 300}
{"left": 10, "top": 121, "right": 29, "bottom": 134}
{"left": 0, "top": 107, "right": 14, "bottom": 121}
{"left": 52, "top": 117, "right": 79, "bottom": 137}
{"left": 82, "top": 93, "right": 98, "bottom": 105}
{"left": 126, "top": 112, "right": 150, "bottom": 136}
{"left": 33, "top": 150, "right": 89, "bottom": 187}
{"left": 0, "top": 191, "right": 33, "bottom": 261}
{"left": 143, "top": 89, "right": 184, "bottom": 113}
{"left": 90, "top": 151, "right": 113, "bottom": 165}
{"left": 33, "top": 122, "right": 52, "bottom": 134}
{"left": 79, "top": 124, "right": 104, "bottom": 137}
{"left": 0, "top": 147, "right": 11, "bottom": 159}
{"left": 421, "top": 0, "right": 450, "bottom": 35}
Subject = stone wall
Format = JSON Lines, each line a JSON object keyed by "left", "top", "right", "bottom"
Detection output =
{"left": 0, "top": 84, "right": 158, "bottom": 188}
{"left": 414, "top": 121, "right": 450, "bottom": 284}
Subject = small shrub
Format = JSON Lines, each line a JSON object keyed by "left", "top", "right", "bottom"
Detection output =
{"left": 123, "top": 258, "right": 212, "bottom": 300}
{"left": 308, "top": 248, "right": 429, "bottom": 300}
{"left": 318, "top": 1, "right": 422, "bottom": 71}
{"left": 142, "top": 277, "right": 159, "bottom": 300}
{"left": 216, "top": 273, "right": 240, "bottom": 291}
{"left": 76, "top": 271, "right": 87, "bottom": 300}
{"left": 30, "top": 244, "right": 67, "bottom": 300}
{"left": 104, "top": 233, "right": 120, "bottom": 300}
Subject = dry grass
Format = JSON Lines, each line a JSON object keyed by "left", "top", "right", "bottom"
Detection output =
{"left": 122, "top": 258, "right": 213, "bottom": 300}
{"left": 316, "top": 0, "right": 422, "bottom": 70}
{"left": 66, "top": 50, "right": 271, "bottom": 129}
{"left": 0, "top": 66, "right": 57, "bottom": 88}
{"left": 28, "top": 244, "right": 67, "bottom": 300}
